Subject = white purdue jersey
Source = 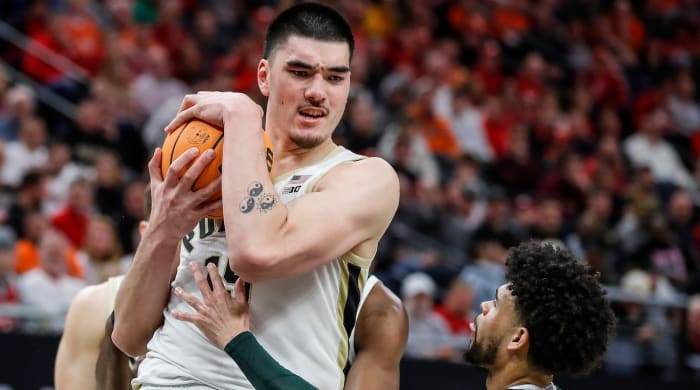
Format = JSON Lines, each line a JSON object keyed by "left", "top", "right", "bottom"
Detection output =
{"left": 106, "top": 275, "right": 125, "bottom": 314}
{"left": 136, "top": 146, "right": 371, "bottom": 390}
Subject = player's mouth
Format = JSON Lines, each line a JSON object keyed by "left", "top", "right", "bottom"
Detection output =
{"left": 297, "top": 107, "right": 327, "bottom": 124}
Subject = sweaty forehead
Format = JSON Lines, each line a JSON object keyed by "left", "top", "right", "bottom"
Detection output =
{"left": 272, "top": 35, "right": 350, "bottom": 68}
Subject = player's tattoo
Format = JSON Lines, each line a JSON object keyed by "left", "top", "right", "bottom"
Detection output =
{"left": 248, "top": 182, "right": 263, "bottom": 197}
{"left": 239, "top": 197, "right": 255, "bottom": 213}
{"left": 239, "top": 182, "right": 278, "bottom": 214}
{"left": 259, "top": 194, "right": 276, "bottom": 211}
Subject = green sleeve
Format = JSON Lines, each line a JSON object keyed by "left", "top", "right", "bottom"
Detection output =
{"left": 224, "top": 332, "right": 317, "bottom": 390}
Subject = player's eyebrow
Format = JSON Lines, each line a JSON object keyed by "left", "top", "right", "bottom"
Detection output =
{"left": 286, "top": 60, "right": 349, "bottom": 74}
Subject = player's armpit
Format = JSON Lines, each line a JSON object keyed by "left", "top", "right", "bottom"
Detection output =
{"left": 229, "top": 157, "right": 399, "bottom": 282}
{"left": 55, "top": 284, "right": 109, "bottom": 390}
{"left": 345, "top": 281, "right": 408, "bottom": 390}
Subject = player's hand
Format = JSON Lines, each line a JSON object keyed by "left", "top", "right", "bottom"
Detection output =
{"left": 172, "top": 262, "right": 250, "bottom": 349}
{"left": 146, "top": 147, "right": 222, "bottom": 241}
{"left": 164, "top": 91, "right": 263, "bottom": 134}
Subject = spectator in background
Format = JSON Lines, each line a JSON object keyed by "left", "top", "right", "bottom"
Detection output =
{"left": 93, "top": 150, "right": 124, "bottom": 220}
{"left": 490, "top": 125, "right": 539, "bottom": 197}
{"left": 459, "top": 236, "right": 508, "bottom": 316}
{"left": 624, "top": 108, "right": 696, "bottom": 192}
{"left": 43, "top": 141, "right": 88, "bottom": 215}
{"left": 130, "top": 44, "right": 188, "bottom": 117}
{"left": 402, "top": 272, "right": 458, "bottom": 361}
{"left": 60, "top": 0, "right": 105, "bottom": 77}
{"left": 0, "top": 84, "right": 36, "bottom": 142}
{"left": 529, "top": 197, "right": 567, "bottom": 241}
{"left": 378, "top": 116, "right": 441, "bottom": 189}
{"left": 667, "top": 70, "right": 700, "bottom": 138}
{"left": 117, "top": 179, "right": 147, "bottom": 256}
{"left": 51, "top": 177, "right": 93, "bottom": 250}
{"left": 433, "top": 277, "right": 474, "bottom": 354}
{"left": 606, "top": 269, "right": 679, "bottom": 377}
{"left": 0, "top": 226, "right": 18, "bottom": 331}
{"left": 14, "top": 210, "right": 82, "bottom": 278}
{"left": 6, "top": 171, "right": 45, "bottom": 238}
{"left": 64, "top": 97, "right": 147, "bottom": 173}
{"left": 17, "top": 229, "right": 85, "bottom": 332}
{"left": 0, "top": 116, "right": 48, "bottom": 187}
{"left": 338, "top": 92, "right": 381, "bottom": 156}
{"left": 78, "top": 215, "right": 123, "bottom": 284}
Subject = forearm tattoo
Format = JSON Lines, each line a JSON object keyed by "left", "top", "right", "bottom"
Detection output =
{"left": 239, "top": 181, "right": 277, "bottom": 214}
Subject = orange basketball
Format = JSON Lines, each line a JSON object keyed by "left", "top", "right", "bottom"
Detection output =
{"left": 161, "top": 118, "right": 274, "bottom": 219}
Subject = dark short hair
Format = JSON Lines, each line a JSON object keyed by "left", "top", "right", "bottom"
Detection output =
{"left": 506, "top": 241, "right": 616, "bottom": 375}
{"left": 263, "top": 2, "right": 354, "bottom": 62}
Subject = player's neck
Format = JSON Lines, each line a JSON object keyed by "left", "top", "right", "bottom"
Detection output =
{"left": 272, "top": 137, "right": 338, "bottom": 174}
{"left": 486, "top": 362, "right": 553, "bottom": 390}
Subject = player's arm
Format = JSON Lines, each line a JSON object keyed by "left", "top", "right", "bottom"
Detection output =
{"left": 95, "top": 312, "right": 134, "bottom": 390}
{"left": 55, "top": 284, "right": 109, "bottom": 390}
{"left": 112, "top": 148, "right": 221, "bottom": 357}
{"left": 219, "top": 101, "right": 398, "bottom": 282}
{"left": 224, "top": 332, "right": 317, "bottom": 390}
{"left": 173, "top": 263, "right": 316, "bottom": 389}
{"left": 166, "top": 93, "right": 399, "bottom": 282}
{"left": 228, "top": 157, "right": 398, "bottom": 282}
{"left": 345, "top": 281, "right": 408, "bottom": 390}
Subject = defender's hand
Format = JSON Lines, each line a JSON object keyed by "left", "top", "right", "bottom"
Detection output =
{"left": 172, "top": 262, "right": 250, "bottom": 349}
{"left": 146, "top": 148, "right": 222, "bottom": 241}
{"left": 164, "top": 91, "right": 263, "bottom": 134}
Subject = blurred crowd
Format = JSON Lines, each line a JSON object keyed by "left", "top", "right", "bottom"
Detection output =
{"left": 0, "top": 0, "right": 699, "bottom": 381}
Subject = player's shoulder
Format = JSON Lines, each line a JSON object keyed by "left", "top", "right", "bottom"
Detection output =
{"left": 363, "top": 278, "right": 406, "bottom": 326}
{"left": 323, "top": 156, "right": 398, "bottom": 190}
{"left": 355, "top": 277, "right": 408, "bottom": 356}
{"left": 68, "top": 282, "right": 111, "bottom": 319}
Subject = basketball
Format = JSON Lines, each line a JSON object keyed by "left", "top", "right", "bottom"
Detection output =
{"left": 161, "top": 118, "right": 274, "bottom": 219}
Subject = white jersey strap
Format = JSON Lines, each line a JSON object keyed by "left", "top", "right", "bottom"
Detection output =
{"left": 347, "top": 275, "right": 381, "bottom": 363}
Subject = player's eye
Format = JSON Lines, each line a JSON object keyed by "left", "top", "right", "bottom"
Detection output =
{"left": 328, "top": 75, "right": 344, "bottom": 82}
{"left": 290, "top": 70, "right": 308, "bottom": 77}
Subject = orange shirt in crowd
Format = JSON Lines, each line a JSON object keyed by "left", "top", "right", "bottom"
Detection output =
{"left": 13, "top": 239, "right": 84, "bottom": 278}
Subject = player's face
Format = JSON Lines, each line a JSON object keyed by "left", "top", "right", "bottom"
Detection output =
{"left": 463, "top": 284, "right": 516, "bottom": 367}
{"left": 259, "top": 35, "right": 351, "bottom": 149}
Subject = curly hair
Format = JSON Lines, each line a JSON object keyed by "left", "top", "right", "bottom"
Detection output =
{"left": 506, "top": 240, "right": 616, "bottom": 375}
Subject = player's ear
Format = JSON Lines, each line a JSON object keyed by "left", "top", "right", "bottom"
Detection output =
{"left": 258, "top": 59, "right": 270, "bottom": 97}
{"left": 507, "top": 327, "right": 528, "bottom": 352}
{"left": 138, "top": 221, "right": 148, "bottom": 236}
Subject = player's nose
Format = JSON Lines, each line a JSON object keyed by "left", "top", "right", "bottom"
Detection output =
{"left": 304, "top": 74, "right": 326, "bottom": 103}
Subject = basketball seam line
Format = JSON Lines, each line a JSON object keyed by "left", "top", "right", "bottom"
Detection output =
{"left": 170, "top": 121, "right": 192, "bottom": 166}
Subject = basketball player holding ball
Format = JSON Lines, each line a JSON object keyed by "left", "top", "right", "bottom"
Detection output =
{"left": 113, "top": 3, "right": 405, "bottom": 389}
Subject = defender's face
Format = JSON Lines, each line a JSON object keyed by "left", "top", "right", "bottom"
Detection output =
{"left": 464, "top": 284, "right": 517, "bottom": 367}
{"left": 258, "top": 35, "right": 351, "bottom": 149}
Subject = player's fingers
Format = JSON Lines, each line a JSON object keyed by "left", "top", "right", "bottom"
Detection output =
{"left": 195, "top": 176, "right": 222, "bottom": 202}
{"left": 193, "top": 199, "right": 223, "bottom": 219}
{"left": 147, "top": 148, "right": 164, "bottom": 182}
{"left": 177, "top": 150, "right": 216, "bottom": 193}
{"left": 233, "top": 278, "right": 247, "bottom": 305}
{"left": 206, "top": 262, "right": 227, "bottom": 298}
{"left": 163, "top": 148, "right": 199, "bottom": 187}
{"left": 172, "top": 310, "right": 204, "bottom": 324}
{"left": 165, "top": 106, "right": 199, "bottom": 134}
{"left": 165, "top": 95, "right": 198, "bottom": 133}
{"left": 173, "top": 287, "right": 207, "bottom": 314}
{"left": 189, "top": 261, "right": 214, "bottom": 302}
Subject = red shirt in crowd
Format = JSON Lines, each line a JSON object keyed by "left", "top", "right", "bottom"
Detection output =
{"left": 51, "top": 208, "right": 88, "bottom": 249}
{"left": 434, "top": 305, "right": 474, "bottom": 337}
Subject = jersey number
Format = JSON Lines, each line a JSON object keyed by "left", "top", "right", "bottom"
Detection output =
{"left": 203, "top": 255, "right": 238, "bottom": 293}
